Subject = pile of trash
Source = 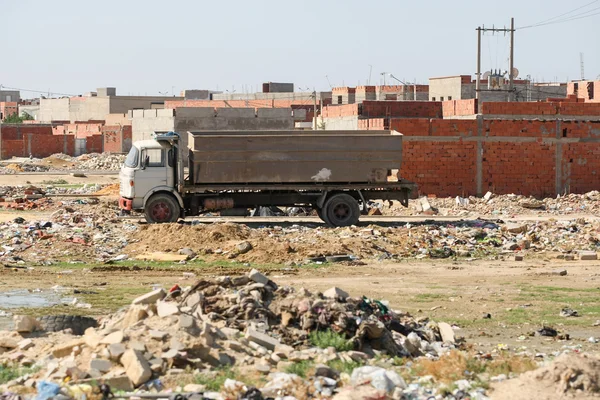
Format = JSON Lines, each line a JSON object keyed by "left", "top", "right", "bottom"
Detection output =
{"left": 0, "top": 207, "right": 136, "bottom": 265}
{"left": 0, "top": 271, "right": 494, "bottom": 399}
{"left": 391, "top": 191, "right": 600, "bottom": 217}
{"left": 127, "top": 219, "right": 600, "bottom": 264}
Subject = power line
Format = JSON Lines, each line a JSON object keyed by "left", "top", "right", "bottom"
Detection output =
{"left": 519, "top": 4, "right": 600, "bottom": 29}
{"left": 522, "top": 0, "right": 599, "bottom": 27}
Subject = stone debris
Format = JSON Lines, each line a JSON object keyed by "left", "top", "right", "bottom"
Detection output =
{"left": 396, "top": 191, "right": 600, "bottom": 217}
{"left": 0, "top": 271, "right": 492, "bottom": 399}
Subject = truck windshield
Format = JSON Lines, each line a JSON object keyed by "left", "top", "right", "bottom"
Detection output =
{"left": 124, "top": 147, "right": 139, "bottom": 168}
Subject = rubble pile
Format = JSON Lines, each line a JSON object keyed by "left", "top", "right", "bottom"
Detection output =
{"left": 0, "top": 164, "right": 50, "bottom": 174}
{"left": 390, "top": 191, "right": 600, "bottom": 217}
{"left": 128, "top": 219, "right": 600, "bottom": 263}
{"left": 0, "top": 271, "right": 494, "bottom": 399}
{"left": 72, "top": 153, "right": 125, "bottom": 171}
{"left": 0, "top": 206, "right": 136, "bottom": 265}
{"left": 0, "top": 184, "right": 116, "bottom": 212}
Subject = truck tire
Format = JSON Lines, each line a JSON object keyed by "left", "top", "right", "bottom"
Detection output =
{"left": 145, "top": 193, "right": 180, "bottom": 223}
{"left": 37, "top": 315, "right": 98, "bottom": 335}
{"left": 316, "top": 207, "right": 331, "bottom": 225}
{"left": 324, "top": 193, "right": 360, "bottom": 227}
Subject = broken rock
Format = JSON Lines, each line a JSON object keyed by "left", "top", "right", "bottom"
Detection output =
{"left": 13, "top": 315, "right": 40, "bottom": 333}
{"left": 437, "top": 322, "right": 456, "bottom": 344}
{"left": 245, "top": 328, "right": 280, "bottom": 351}
{"left": 132, "top": 288, "right": 166, "bottom": 305}
{"left": 121, "top": 349, "right": 152, "bottom": 387}
{"left": 156, "top": 301, "right": 179, "bottom": 318}
{"left": 323, "top": 287, "right": 350, "bottom": 300}
{"left": 248, "top": 268, "right": 269, "bottom": 284}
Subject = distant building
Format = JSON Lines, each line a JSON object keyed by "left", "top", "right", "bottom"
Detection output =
{"left": 429, "top": 74, "right": 567, "bottom": 102}
{"left": 332, "top": 85, "right": 429, "bottom": 104}
{"left": 0, "top": 90, "right": 20, "bottom": 103}
{"left": 567, "top": 80, "right": 599, "bottom": 102}
{"left": 38, "top": 87, "right": 183, "bottom": 122}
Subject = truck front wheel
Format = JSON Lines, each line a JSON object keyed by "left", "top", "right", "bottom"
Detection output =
{"left": 324, "top": 193, "right": 360, "bottom": 227}
{"left": 145, "top": 193, "right": 180, "bottom": 223}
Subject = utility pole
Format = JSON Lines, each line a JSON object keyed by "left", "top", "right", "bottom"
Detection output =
{"left": 580, "top": 53, "right": 585, "bottom": 80}
{"left": 475, "top": 19, "right": 515, "bottom": 102}
{"left": 476, "top": 27, "right": 482, "bottom": 101}
{"left": 508, "top": 17, "right": 515, "bottom": 102}
{"left": 414, "top": 79, "right": 417, "bottom": 101}
{"left": 313, "top": 90, "right": 317, "bottom": 130}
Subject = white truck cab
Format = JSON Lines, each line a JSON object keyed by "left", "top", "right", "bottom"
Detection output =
{"left": 119, "top": 134, "right": 183, "bottom": 222}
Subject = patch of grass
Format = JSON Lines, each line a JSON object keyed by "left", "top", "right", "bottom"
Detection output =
{"left": 326, "top": 359, "right": 363, "bottom": 375}
{"left": 195, "top": 367, "right": 238, "bottom": 392}
{"left": 413, "top": 293, "right": 446, "bottom": 302}
{"left": 285, "top": 361, "right": 314, "bottom": 378}
{"left": 412, "top": 351, "right": 536, "bottom": 384}
{"left": 41, "top": 179, "right": 69, "bottom": 185}
{"left": 0, "top": 365, "right": 36, "bottom": 384}
{"left": 309, "top": 330, "right": 353, "bottom": 352}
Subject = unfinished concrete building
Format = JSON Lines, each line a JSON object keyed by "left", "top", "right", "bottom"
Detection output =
{"left": 131, "top": 107, "right": 298, "bottom": 151}
{"left": 429, "top": 75, "right": 567, "bottom": 102}
{"left": 38, "top": 87, "right": 183, "bottom": 122}
{"left": 332, "top": 85, "right": 429, "bottom": 105}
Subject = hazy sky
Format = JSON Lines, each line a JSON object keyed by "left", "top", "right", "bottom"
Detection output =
{"left": 1, "top": 0, "right": 599, "bottom": 97}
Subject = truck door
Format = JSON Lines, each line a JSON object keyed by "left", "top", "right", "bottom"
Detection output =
{"left": 136, "top": 148, "right": 167, "bottom": 199}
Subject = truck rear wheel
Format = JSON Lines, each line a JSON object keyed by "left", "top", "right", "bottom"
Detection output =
{"left": 324, "top": 193, "right": 360, "bottom": 227}
{"left": 145, "top": 193, "right": 180, "bottom": 223}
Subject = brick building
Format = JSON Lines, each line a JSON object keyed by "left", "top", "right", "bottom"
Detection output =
{"left": 568, "top": 80, "right": 599, "bottom": 103}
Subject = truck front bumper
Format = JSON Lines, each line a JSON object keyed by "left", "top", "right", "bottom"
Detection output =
{"left": 119, "top": 197, "right": 133, "bottom": 211}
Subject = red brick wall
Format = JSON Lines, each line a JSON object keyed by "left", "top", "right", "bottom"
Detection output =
{"left": 2, "top": 133, "right": 75, "bottom": 159}
{"left": 482, "top": 101, "right": 600, "bottom": 116}
{"left": 482, "top": 141, "right": 556, "bottom": 197}
{"left": 102, "top": 125, "right": 132, "bottom": 153}
{"left": 561, "top": 142, "right": 600, "bottom": 193}
{"left": 1, "top": 124, "right": 54, "bottom": 140}
{"left": 442, "top": 100, "right": 478, "bottom": 117}
{"left": 361, "top": 101, "right": 443, "bottom": 118}
{"left": 0, "top": 102, "right": 18, "bottom": 119}
{"left": 85, "top": 134, "right": 104, "bottom": 153}
{"left": 380, "top": 118, "right": 600, "bottom": 197}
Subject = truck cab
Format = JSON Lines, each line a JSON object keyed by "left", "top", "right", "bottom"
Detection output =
{"left": 119, "top": 133, "right": 183, "bottom": 222}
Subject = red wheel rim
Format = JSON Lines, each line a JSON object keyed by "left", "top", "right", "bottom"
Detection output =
{"left": 151, "top": 202, "right": 171, "bottom": 222}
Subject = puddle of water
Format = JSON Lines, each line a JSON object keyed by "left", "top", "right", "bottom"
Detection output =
{"left": 0, "top": 289, "right": 74, "bottom": 309}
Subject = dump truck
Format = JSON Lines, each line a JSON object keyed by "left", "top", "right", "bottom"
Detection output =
{"left": 119, "top": 130, "right": 416, "bottom": 227}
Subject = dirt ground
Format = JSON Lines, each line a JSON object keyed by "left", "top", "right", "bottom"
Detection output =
{"left": 1, "top": 256, "right": 598, "bottom": 355}
{"left": 0, "top": 171, "right": 598, "bottom": 361}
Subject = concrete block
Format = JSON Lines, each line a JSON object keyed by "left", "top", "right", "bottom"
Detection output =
{"left": 121, "top": 349, "right": 152, "bottom": 387}
{"left": 156, "top": 108, "right": 175, "bottom": 117}
{"left": 437, "top": 322, "right": 456, "bottom": 343}
{"left": 579, "top": 251, "right": 598, "bottom": 261}
{"left": 256, "top": 108, "right": 291, "bottom": 119}
{"left": 89, "top": 359, "right": 112, "bottom": 372}
{"left": 245, "top": 328, "right": 281, "bottom": 351}
{"left": 323, "top": 287, "right": 350, "bottom": 299}
{"left": 292, "top": 109, "right": 307, "bottom": 120}
{"left": 216, "top": 108, "right": 256, "bottom": 118}
{"left": 156, "top": 301, "right": 179, "bottom": 318}
{"left": 176, "top": 107, "right": 214, "bottom": 118}
{"left": 248, "top": 268, "right": 268, "bottom": 284}
{"left": 132, "top": 289, "right": 165, "bottom": 305}
{"left": 143, "top": 109, "right": 157, "bottom": 118}
{"left": 132, "top": 110, "right": 144, "bottom": 118}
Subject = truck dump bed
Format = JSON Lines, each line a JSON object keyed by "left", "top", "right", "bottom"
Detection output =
{"left": 187, "top": 130, "right": 403, "bottom": 184}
